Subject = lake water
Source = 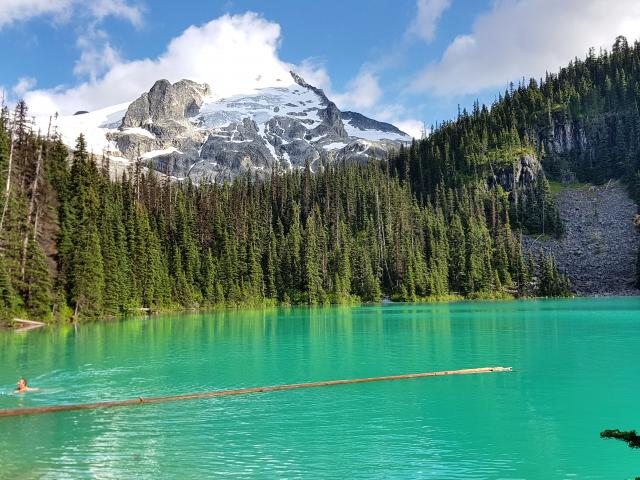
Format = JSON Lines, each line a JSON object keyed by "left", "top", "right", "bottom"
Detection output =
{"left": 1, "top": 298, "right": 639, "bottom": 479}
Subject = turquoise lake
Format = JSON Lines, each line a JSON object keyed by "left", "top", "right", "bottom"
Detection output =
{"left": 1, "top": 298, "right": 639, "bottom": 479}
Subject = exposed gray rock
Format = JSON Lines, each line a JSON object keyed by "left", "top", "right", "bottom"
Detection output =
{"left": 122, "top": 79, "right": 211, "bottom": 129}
{"left": 523, "top": 180, "right": 640, "bottom": 296}
{"left": 121, "top": 92, "right": 150, "bottom": 129}
{"left": 544, "top": 120, "right": 588, "bottom": 156}
{"left": 488, "top": 154, "right": 542, "bottom": 203}
{"left": 107, "top": 78, "right": 212, "bottom": 162}
{"left": 113, "top": 132, "right": 157, "bottom": 158}
{"left": 340, "top": 140, "right": 389, "bottom": 163}
{"left": 341, "top": 111, "right": 408, "bottom": 136}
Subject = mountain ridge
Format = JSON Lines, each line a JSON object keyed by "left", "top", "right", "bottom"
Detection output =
{"left": 49, "top": 71, "right": 412, "bottom": 181}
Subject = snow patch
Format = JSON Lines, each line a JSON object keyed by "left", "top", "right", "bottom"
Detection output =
{"left": 142, "top": 147, "right": 181, "bottom": 159}
{"left": 45, "top": 102, "right": 129, "bottom": 154}
{"left": 195, "top": 85, "right": 324, "bottom": 130}
{"left": 322, "top": 142, "right": 348, "bottom": 150}
{"left": 344, "top": 121, "right": 412, "bottom": 142}
{"left": 122, "top": 127, "right": 156, "bottom": 139}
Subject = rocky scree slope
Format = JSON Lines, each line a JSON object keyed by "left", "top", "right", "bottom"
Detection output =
{"left": 55, "top": 72, "right": 412, "bottom": 181}
{"left": 523, "top": 180, "right": 640, "bottom": 296}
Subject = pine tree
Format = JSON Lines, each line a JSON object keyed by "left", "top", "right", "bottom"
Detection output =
{"left": 303, "top": 213, "right": 324, "bottom": 304}
{"left": 71, "top": 223, "right": 104, "bottom": 318}
{"left": 351, "top": 233, "right": 381, "bottom": 302}
{"left": 264, "top": 231, "right": 278, "bottom": 300}
{"left": 246, "top": 230, "right": 264, "bottom": 301}
{"left": 448, "top": 213, "right": 467, "bottom": 294}
{"left": 23, "top": 239, "right": 53, "bottom": 319}
{"left": 202, "top": 249, "right": 218, "bottom": 305}
{"left": 0, "top": 255, "right": 19, "bottom": 321}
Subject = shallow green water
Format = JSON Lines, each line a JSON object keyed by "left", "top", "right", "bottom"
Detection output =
{"left": 1, "top": 298, "right": 639, "bottom": 479}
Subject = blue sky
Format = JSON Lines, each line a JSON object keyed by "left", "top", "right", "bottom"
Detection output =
{"left": 1, "top": 0, "right": 640, "bottom": 137}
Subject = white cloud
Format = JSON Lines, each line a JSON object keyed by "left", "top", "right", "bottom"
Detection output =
{"left": 0, "top": 0, "right": 73, "bottom": 27}
{"left": 88, "top": 0, "right": 142, "bottom": 26}
{"left": 288, "top": 57, "right": 376, "bottom": 110}
{"left": 333, "top": 70, "right": 383, "bottom": 110}
{"left": 365, "top": 103, "right": 424, "bottom": 138}
{"left": 73, "top": 29, "right": 122, "bottom": 80}
{"left": 0, "top": 0, "right": 142, "bottom": 29}
{"left": 408, "top": 0, "right": 451, "bottom": 42}
{"left": 410, "top": 0, "right": 640, "bottom": 96}
{"left": 293, "top": 61, "right": 422, "bottom": 136}
{"left": 25, "top": 13, "right": 293, "bottom": 117}
{"left": 21, "top": 11, "right": 422, "bottom": 137}
{"left": 295, "top": 58, "right": 332, "bottom": 91}
{"left": 0, "top": 0, "right": 142, "bottom": 94}
{"left": 12, "top": 77, "right": 37, "bottom": 97}
{"left": 395, "top": 119, "right": 425, "bottom": 139}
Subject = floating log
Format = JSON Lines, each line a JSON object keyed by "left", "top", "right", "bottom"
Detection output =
{"left": 0, "top": 366, "right": 512, "bottom": 418}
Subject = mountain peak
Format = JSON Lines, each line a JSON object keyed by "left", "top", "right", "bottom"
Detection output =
{"left": 122, "top": 78, "right": 211, "bottom": 130}
{"left": 289, "top": 71, "right": 311, "bottom": 89}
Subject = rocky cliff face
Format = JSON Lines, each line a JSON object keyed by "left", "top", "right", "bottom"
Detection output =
{"left": 107, "top": 79, "right": 211, "bottom": 160}
{"left": 537, "top": 117, "right": 591, "bottom": 182}
{"left": 488, "top": 153, "right": 542, "bottom": 202}
{"left": 545, "top": 121, "right": 588, "bottom": 156}
{"left": 60, "top": 72, "right": 412, "bottom": 181}
{"left": 121, "top": 79, "right": 211, "bottom": 129}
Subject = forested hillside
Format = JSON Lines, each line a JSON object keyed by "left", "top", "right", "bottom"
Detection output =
{"left": 0, "top": 99, "right": 570, "bottom": 322}
{"left": 19, "top": 35, "right": 640, "bottom": 322}
{"left": 392, "top": 36, "right": 640, "bottom": 228}
{"left": 390, "top": 36, "right": 640, "bottom": 287}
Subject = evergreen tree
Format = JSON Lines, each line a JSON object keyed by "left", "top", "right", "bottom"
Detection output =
{"left": 303, "top": 212, "right": 324, "bottom": 304}
{"left": 71, "top": 223, "right": 104, "bottom": 318}
{"left": 0, "top": 255, "right": 18, "bottom": 320}
{"left": 448, "top": 213, "right": 467, "bottom": 294}
{"left": 23, "top": 239, "right": 53, "bottom": 319}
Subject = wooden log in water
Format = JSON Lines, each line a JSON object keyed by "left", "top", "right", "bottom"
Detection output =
{"left": 12, "top": 318, "right": 46, "bottom": 332}
{"left": 0, "top": 366, "right": 512, "bottom": 418}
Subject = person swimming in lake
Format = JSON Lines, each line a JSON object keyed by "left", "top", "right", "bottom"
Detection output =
{"left": 15, "top": 377, "right": 38, "bottom": 393}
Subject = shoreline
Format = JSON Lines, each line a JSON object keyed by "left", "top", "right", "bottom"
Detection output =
{"left": 0, "top": 294, "right": 462, "bottom": 330}
{"left": 5, "top": 293, "right": 639, "bottom": 333}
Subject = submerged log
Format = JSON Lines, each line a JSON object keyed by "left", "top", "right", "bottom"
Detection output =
{"left": 0, "top": 366, "right": 512, "bottom": 418}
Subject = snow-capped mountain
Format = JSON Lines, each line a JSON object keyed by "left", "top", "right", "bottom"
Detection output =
{"left": 52, "top": 71, "right": 412, "bottom": 180}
